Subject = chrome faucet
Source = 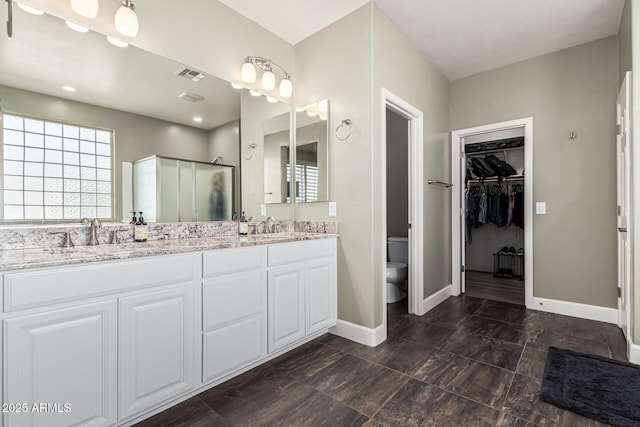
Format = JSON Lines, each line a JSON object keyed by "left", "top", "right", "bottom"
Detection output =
{"left": 265, "top": 216, "right": 276, "bottom": 234}
{"left": 81, "top": 217, "right": 102, "bottom": 245}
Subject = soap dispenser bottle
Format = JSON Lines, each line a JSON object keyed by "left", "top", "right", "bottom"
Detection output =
{"left": 129, "top": 211, "right": 137, "bottom": 224}
{"left": 238, "top": 211, "right": 249, "bottom": 235}
{"left": 134, "top": 211, "right": 148, "bottom": 242}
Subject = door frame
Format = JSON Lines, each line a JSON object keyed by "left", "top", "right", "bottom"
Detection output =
{"left": 381, "top": 88, "right": 424, "bottom": 322}
{"left": 451, "top": 117, "right": 534, "bottom": 308}
{"left": 617, "top": 71, "right": 633, "bottom": 339}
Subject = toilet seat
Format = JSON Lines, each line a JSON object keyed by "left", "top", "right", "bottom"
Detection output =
{"left": 387, "top": 261, "right": 406, "bottom": 270}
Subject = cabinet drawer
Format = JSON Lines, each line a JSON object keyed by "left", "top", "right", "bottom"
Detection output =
{"left": 203, "top": 316, "right": 264, "bottom": 383}
{"left": 203, "top": 246, "right": 266, "bottom": 278}
{"left": 268, "top": 238, "right": 335, "bottom": 267}
{"left": 202, "top": 270, "right": 265, "bottom": 331}
{"left": 4, "top": 253, "right": 197, "bottom": 312}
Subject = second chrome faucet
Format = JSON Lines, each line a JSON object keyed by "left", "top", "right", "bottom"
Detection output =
{"left": 81, "top": 217, "right": 102, "bottom": 245}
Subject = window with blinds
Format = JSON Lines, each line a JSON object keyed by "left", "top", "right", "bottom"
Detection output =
{"left": 286, "top": 163, "right": 318, "bottom": 203}
{"left": 2, "top": 113, "right": 113, "bottom": 221}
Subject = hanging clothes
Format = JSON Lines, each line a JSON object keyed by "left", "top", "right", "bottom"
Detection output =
{"left": 465, "top": 180, "right": 524, "bottom": 242}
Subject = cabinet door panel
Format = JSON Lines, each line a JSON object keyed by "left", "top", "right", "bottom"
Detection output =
{"left": 268, "top": 266, "right": 305, "bottom": 353}
{"left": 4, "top": 301, "right": 117, "bottom": 427}
{"left": 203, "top": 316, "right": 263, "bottom": 383}
{"left": 203, "top": 270, "right": 264, "bottom": 331}
{"left": 306, "top": 258, "right": 336, "bottom": 334}
{"left": 119, "top": 285, "right": 195, "bottom": 420}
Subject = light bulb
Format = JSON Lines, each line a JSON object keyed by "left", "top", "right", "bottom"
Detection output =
{"left": 266, "top": 96, "right": 278, "bottom": 104}
{"left": 261, "top": 70, "right": 276, "bottom": 91}
{"left": 16, "top": 2, "right": 44, "bottom": 15}
{"left": 70, "top": 0, "right": 99, "bottom": 19}
{"left": 114, "top": 1, "right": 139, "bottom": 38}
{"left": 279, "top": 76, "right": 293, "bottom": 98}
{"left": 241, "top": 61, "right": 256, "bottom": 83}
{"left": 65, "top": 20, "right": 89, "bottom": 33}
{"left": 107, "top": 35, "right": 128, "bottom": 48}
{"left": 250, "top": 90, "right": 262, "bottom": 97}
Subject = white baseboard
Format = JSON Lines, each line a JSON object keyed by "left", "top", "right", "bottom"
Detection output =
{"left": 330, "top": 319, "right": 386, "bottom": 347}
{"left": 531, "top": 297, "right": 618, "bottom": 324}
{"left": 628, "top": 339, "right": 640, "bottom": 365}
{"left": 419, "top": 284, "right": 452, "bottom": 315}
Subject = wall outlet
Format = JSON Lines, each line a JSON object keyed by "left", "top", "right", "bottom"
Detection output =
{"left": 535, "top": 202, "right": 546, "bottom": 215}
{"left": 329, "top": 202, "right": 337, "bottom": 217}
{"left": 260, "top": 204, "right": 267, "bottom": 216}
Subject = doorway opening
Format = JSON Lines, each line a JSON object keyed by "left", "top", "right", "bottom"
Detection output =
{"left": 381, "top": 89, "right": 424, "bottom": 334}
{"left": 452, "top": 118, "right": 534, "bottom": 308}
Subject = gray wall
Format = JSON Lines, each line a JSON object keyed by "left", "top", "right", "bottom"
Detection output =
{"left": 452, "top": 36, "right": 619, "bottom": 308}
{"left": 386, "top": 109, "right": 409, "bottom": 238}
{"left": 619, "top": 0, "right": 632, "bottom": 86}
{"left": 294, "top": 3, "right": 451, "bottom": 328}
{"left": 373, "top": 5, "right": 452, "bottom": 321}
{"left": 0, "top": 85, "right": 211, "bottom": 222}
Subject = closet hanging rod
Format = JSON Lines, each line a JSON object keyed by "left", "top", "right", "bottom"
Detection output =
{"left": 467, "top": 175, "right": 524, "bottom": 184}
{"left": 427, "top": 179, "right": 453, "bottom": 188}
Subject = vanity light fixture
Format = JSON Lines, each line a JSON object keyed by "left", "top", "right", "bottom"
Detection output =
{"left": 114, "top": 0, "right": 138, "bottom": 38}
{"left": 239, "top": 56, "right": 292, "bottom": 98}
{"left": 65, "top": 20, "right": 89, "bottom": 32}
{"left": 16, "top": 2, "right": 44, "bottom": 15}
{"left": 249, "top": 89, "right": 262, "bottom": 97}
{"left": 107, "top": 35, "right": 128, "bottom": 48}
{"left": 70, "top": 0, "right": 99, "bottom": 19}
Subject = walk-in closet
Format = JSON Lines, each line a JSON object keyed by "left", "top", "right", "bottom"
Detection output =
{"left": 463, "top": 129, "right": 525, "bottom": 305}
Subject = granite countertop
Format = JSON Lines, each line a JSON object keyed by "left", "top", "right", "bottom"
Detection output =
{"left": 0, "top": 232, "right": 339, "bottom": 271}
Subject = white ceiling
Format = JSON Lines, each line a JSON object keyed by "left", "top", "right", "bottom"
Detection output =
{"left": 219, "top": 0, "right": 625, "bottom": 80}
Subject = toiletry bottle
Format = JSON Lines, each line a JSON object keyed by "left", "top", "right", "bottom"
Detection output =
{"left": 134, "top": 211, "right": 148, "bottom": 242}
{"left": 239, "top": 211, "right": 249, "bottom": 235}
{"left": 130, "top": 211, "right": 137, "bottom": 224}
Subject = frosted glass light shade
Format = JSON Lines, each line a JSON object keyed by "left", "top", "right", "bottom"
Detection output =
{"left": 279, "top": 77, "right": 293, "bottom": 98}
{"left": 241, "top": 62, "right": 256, "bottom": 83}
{"left": 266, "top": 96, "right": 278, "bottom": 104}
{"left": 65, "top": 20, "right": 89, "bottom": 32}
{"left": 115, "top": 5, "right": 139, "bottom": 37}
{"left": 107, "top": 35, "right": 128, "bottom": 48}
{"left": 17, "top": 2, "right": 44, "bottom": 15}
{"left": 71, "top": 0, "right": 99, "bottom": 18}
{"left": 261, "top": 70, "right": 276, "bottom": 91}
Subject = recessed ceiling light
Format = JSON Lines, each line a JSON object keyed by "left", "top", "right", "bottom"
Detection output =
{"left": 266, "top": 96, "right": 278, "bottom": 104}
{"left": 16, "top": 2, "right": 44, "bottom": 15}
{"left": 62, "top": 85, "right": 77, "bottom": 92}
{"left": 193, "top": 117, "right": 203, "bottom": 123}
{"left": 65, "top": 20, "right": 89, "bottom": 33}
{"left": 231, "top": 82, "right": 243, "bottom": 89}
{"left": 249, "top": 90, "right": 262, "bottom": 97}
{"left": 107, "top": 35, "right": 128, "bottom": 48}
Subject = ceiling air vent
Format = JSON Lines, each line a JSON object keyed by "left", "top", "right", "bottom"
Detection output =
{"left": 175, "top": 67, "right": 207, "bottom": 82}
{"left": 178, "top": 92, "right": 205, "bottom": 103}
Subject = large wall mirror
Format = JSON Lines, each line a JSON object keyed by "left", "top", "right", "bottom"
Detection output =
{"left": 294, "top": 101, "right": 329, "bottom": 203}
{"left": 0, "top": 7, "right": 294, "bottom": 224}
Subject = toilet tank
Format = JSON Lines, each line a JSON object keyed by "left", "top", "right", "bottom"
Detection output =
{"left": 387, "top": 237, "right": 408, "bottom": 263}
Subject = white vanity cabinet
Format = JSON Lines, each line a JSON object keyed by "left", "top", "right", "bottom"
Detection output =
{"left": 4, "top": 301, "right": 117, "bottom": 427}
{"left": 201, "top": 246, "right": 267, "bottom": 383}
{"left": 2, "top": 253, "right": 200, "bottom": 427}
{"left": 267, "top": 239, "right": 337, "bottom": 353}
{"left": 118, "top": 285, "right": 196, "bottom": 420}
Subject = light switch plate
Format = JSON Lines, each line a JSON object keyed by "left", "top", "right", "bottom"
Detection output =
{"left": 536, "top": 202, "right": 546, "bottom": 215}
{"left": 329, "top": 202, "right": 337, "bottom": 217}
{"left": 260, "top": 204, "right": 267, "bottom": 216}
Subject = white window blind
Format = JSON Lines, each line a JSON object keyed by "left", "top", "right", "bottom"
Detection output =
{"left": 2, "top": 113, "right": 113, "bottom": 221}
{"left": 286, "top": 163, "right": 318, "bottom": 203}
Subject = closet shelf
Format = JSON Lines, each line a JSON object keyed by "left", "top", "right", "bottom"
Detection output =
{"left": 467, "top": 175, "right": 524, "bottom": 184}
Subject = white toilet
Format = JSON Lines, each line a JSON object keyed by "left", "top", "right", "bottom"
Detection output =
{"left": 387, "top": 237, "right": 408, "bottom": 303}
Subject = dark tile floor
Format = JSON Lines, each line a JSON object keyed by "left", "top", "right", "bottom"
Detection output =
{"left": 135, "top": 296, "right": 628, "bottom": 427}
